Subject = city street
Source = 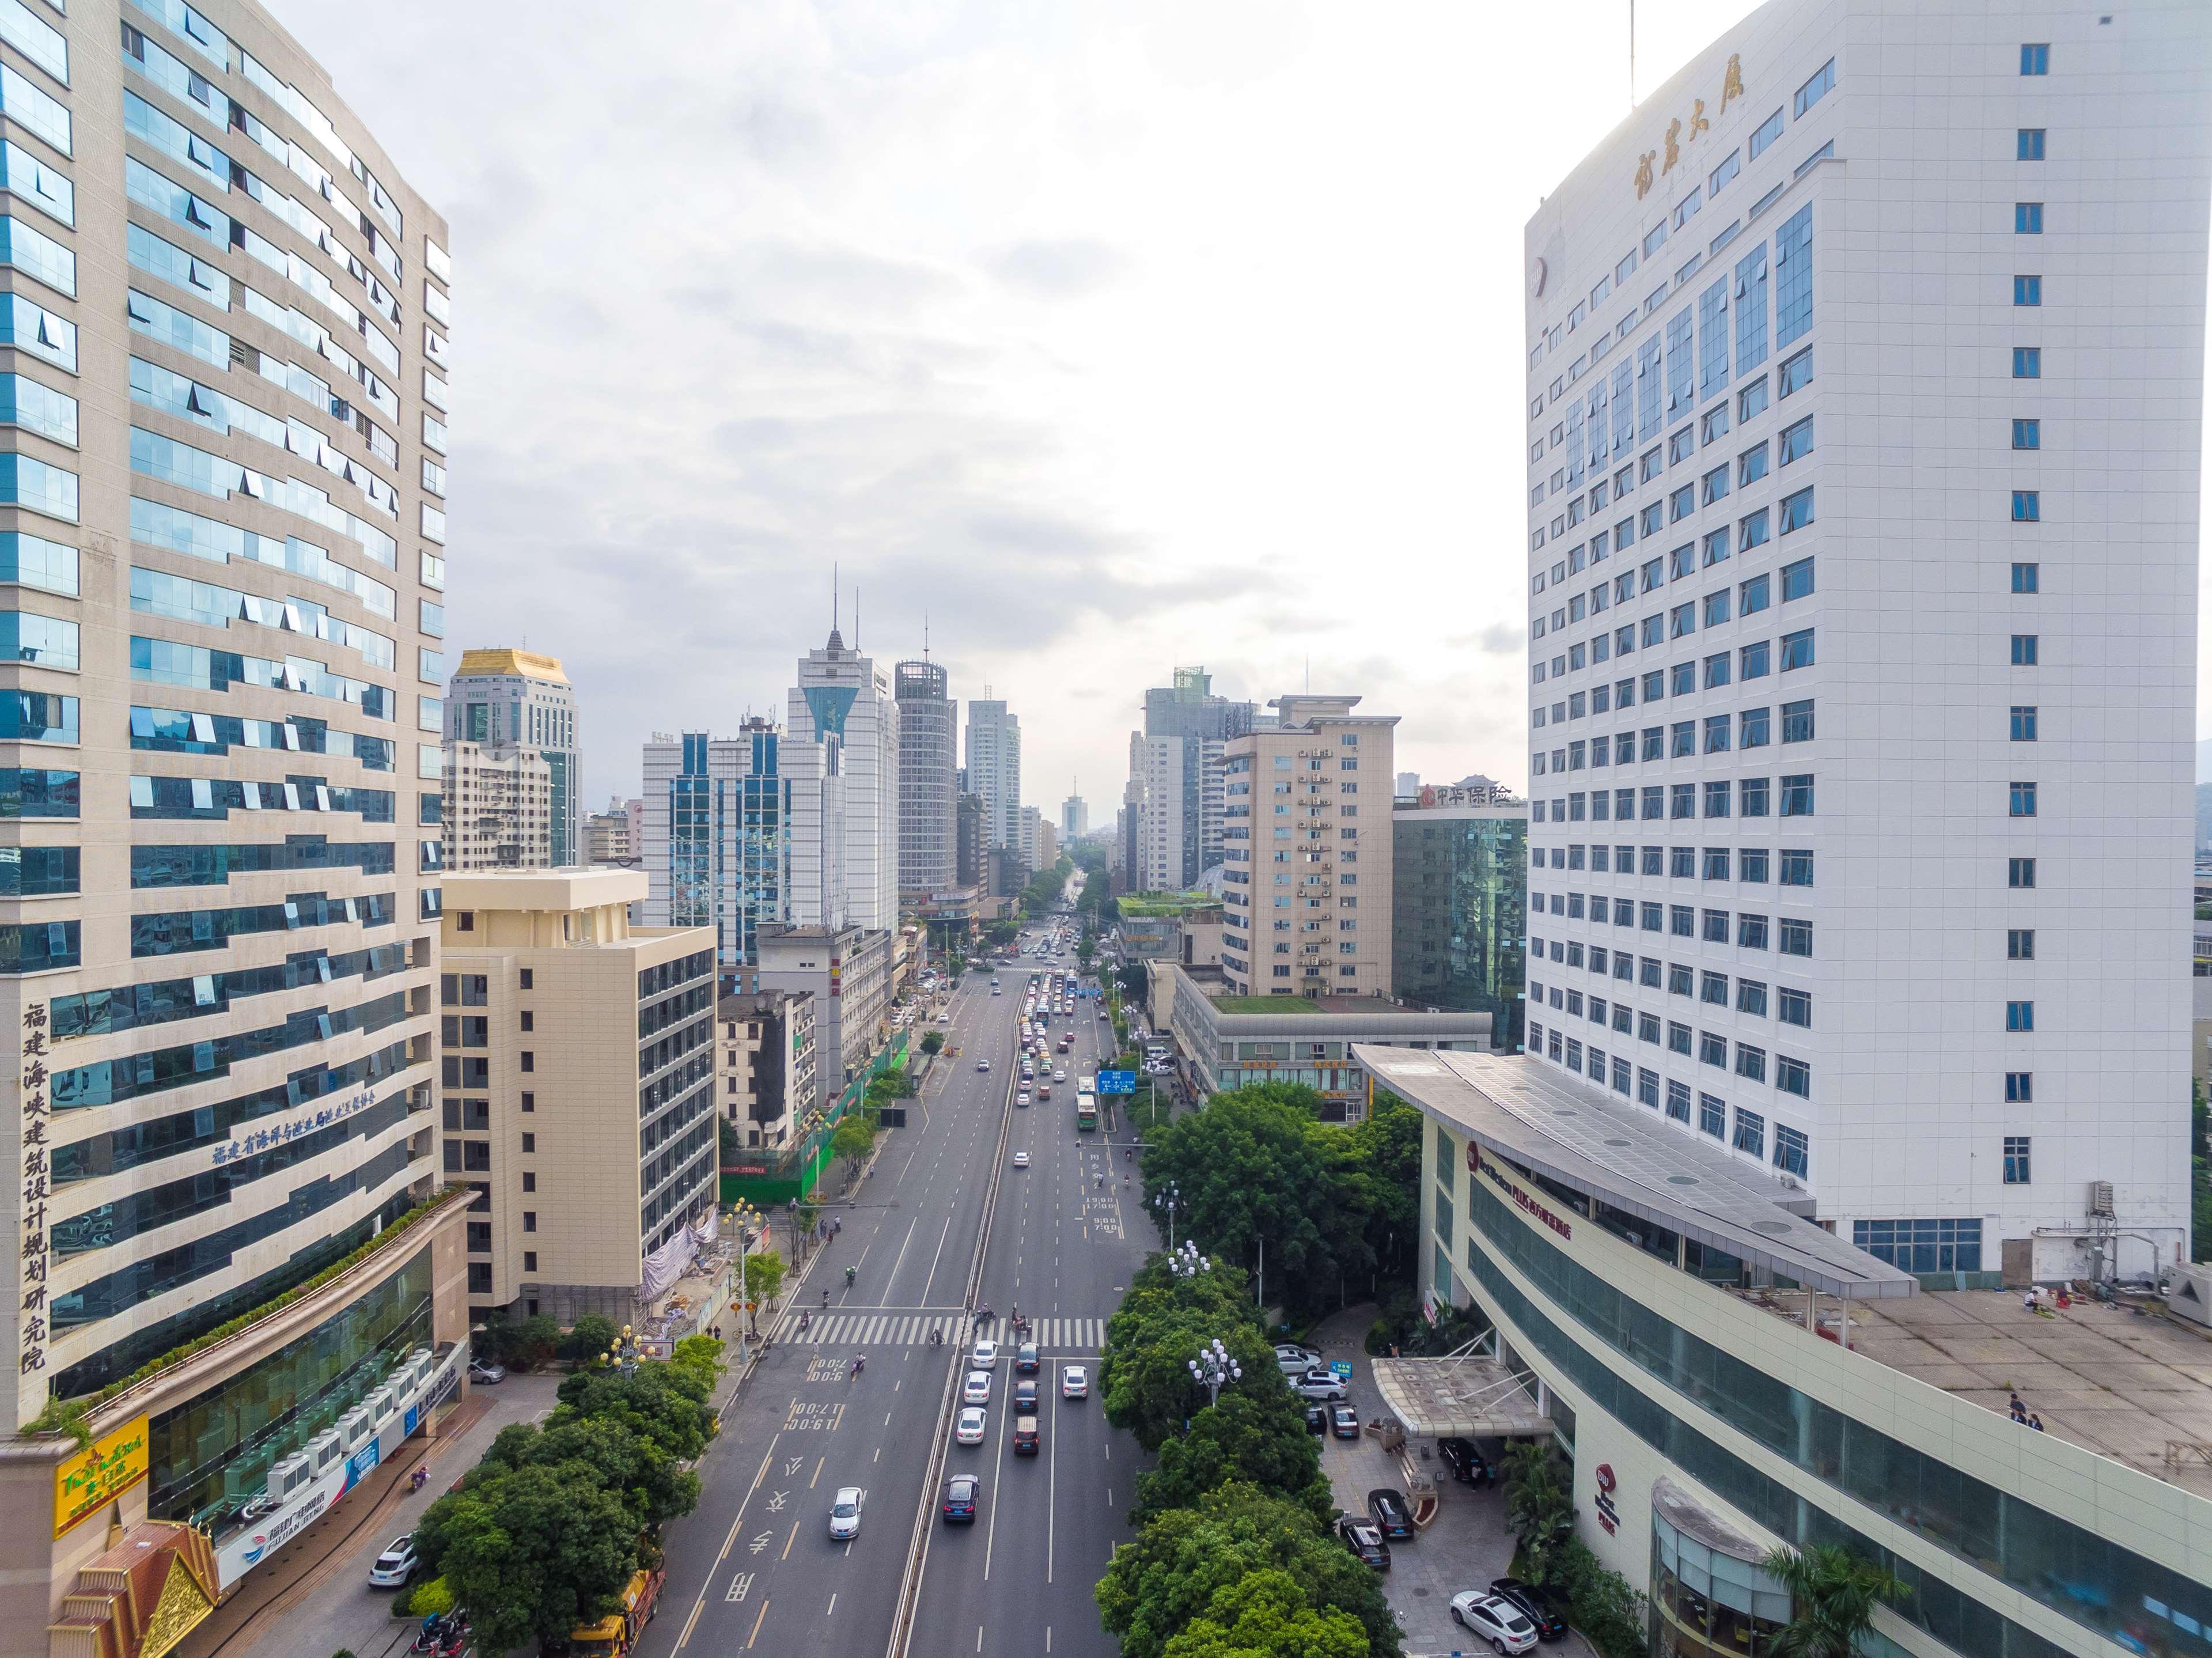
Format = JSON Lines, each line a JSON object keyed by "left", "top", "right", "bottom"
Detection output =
{"left": 638, "top": 932, "right": 1154, "bottom": 1658}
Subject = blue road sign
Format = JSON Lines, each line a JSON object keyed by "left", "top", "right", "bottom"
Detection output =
{"left": 1330, "top": 1360, "right": 1354, "bottom": 1381}
{"left": 1097, "top": 1070, "right": 1137, "bottom": 1095}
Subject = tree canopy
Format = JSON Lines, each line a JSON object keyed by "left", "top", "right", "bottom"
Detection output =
{"left": 1133, "top": 1390, "right": 1332, "bottom": 1527}
{"left": 1158, "top": 1569, "right": 1370, "bottom": 1658}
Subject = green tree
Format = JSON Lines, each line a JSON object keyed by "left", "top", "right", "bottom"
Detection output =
{"left": 1133, "top": 1390, "right": 1332, "bottom": 1526}
{"left": 741, "top": 1250, "right": 786, "bottom": 1319}
{"left": 1759, "top": 1543, "right": 1911, "bottom": 1658}
{"left": 1095, "top": 1484, "right": 1400, "bottom": 1658}
{"left": 1160, "top": 1569, "right": 1370, "bottom": 1658}
{"left": 831, "top": 1113, "right": 876, "bottom": 1183}
{"left": 671, "top": 1333, "right": 726, "bottom": 1384}
{"left": 1501, "top": 1441, "right": 1576, "bottom": 1584}
{"left": 717, "top": 1116, "right": 740, "bottom": 1164}
{"left": 411, "top": 1460, "right": 641, "bottom": 1653}
{"left": 2193, "top": 1081, "right": 2210, "bottom": 1264}
{"left": 1346, "top": 1093, "right": 1423, "bottom": 1288}
{"left": 552, "top": 1362, "right": 716, "bottom": 1463}
{"left": 481, "top": 1312, "right": 559, "bottom": 1370}
{"left": 479, "top": 1413, "right": 701, "bottom": 1532}
{"left": 1553, "top": 1540, "right": 1650, "bottom": 1658}
{"left": 563, "top": 1313, "right": 619, "bottom": 1364}
{"left": 921, "top": 1030, "right": 945, "bottom": 1055}
{"left": 1100, "top": 1255, "right": 1278, "bottom": 1451}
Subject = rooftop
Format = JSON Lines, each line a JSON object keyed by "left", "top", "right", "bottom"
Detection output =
{"left": 453, "top": 646, "right": 568, "bottom": 684}
{"left": 1357, "top": 1045, "right": 1915, "bottom": 1300}
{"left": 442, "top": 866, "right": 647, "bottom": 909}
{"left": 1212, "top": 993, "right": 1405, "bottom": 1016}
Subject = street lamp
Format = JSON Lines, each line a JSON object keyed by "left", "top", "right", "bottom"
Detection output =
{"left": 1187, "top": 1337, "right": 1241, "bottom": 1409}
{"left": 603, "top": 1323, "right": 643, "bottom": 1378}
{"left": 1153, "top": 1182, "right": 1181, "bottom": 1252}
{"left": 1166, "top": 1240, "right": 1210, "bottom": 1280}
{"left": 728, "top": 1198, "right": 764, "bottom": 1358}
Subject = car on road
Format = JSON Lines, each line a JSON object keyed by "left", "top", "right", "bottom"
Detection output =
{"left": 1052, "top": 1069, "right": 1067, "bottom": 1082}
{"left": 1487, "top": 1578, "right": 1570, "bottom": 1642}
{"left": 828, "top": 1486, "right": 864, "bottom": 1540}
{"left": 1274, "top": 1343, "right": 1322, "bottom": 1372}
{"left": 1331, "top": 1405, "right": 1361, "bottom": 1439}
{"left": 1036, "top": 1084, "right": 1050, "bottom": 1101}
{"left": 1290, "top": 1369, "right": 1349, "bottom": 1401}
{"left": 976, "top": 1058, "right": 991, "bottom": 1071}
{"left": 368, "top": 1534, "right": 416, "bottom": 1588}
{"left": 1062, "top": 1365, "right": 1088, "bottom": 1399}
{"left": 468, "top": 1359, "right": 505, "bottom": 1385}
{"left": 1012, "top": 1150, "right": 1030, "bottom": 1168}
{"left": 1336, "top": 1516, "right": 1391, "bottom": 1570}
{"left": 942, "top": 1473, "right": 980, "bottom": 1523}
{"left": 1016, "top": 1091, "right": 1031, "bottom": 1107}
{"left": 1012, "top": 1379, "right": 1039, "bottom": 1410}
{"left": 1367, "top": 1488, "right": 1415, "bottom": 1539}
{"left": 955, "top": 1407, "right": 987, "bottom": 1445}
{"left": 1304, "top": 1405, "right": 1328, "bottom": 1436}
{"left": 1449, "top": 1591, "right": 1540, "bottom": 1654}
{"left": 972, "top": 1339, "right": 998, "bottom": 1369}
{"left": 963, "top": 1371, "right": 993, "bottom": 1405}
{"left": 1014, "top": 1342, "right": 1039, "bottom": 1373}
{"left": 1438, "top": 1436, "right": 1495, "bottom": 1486}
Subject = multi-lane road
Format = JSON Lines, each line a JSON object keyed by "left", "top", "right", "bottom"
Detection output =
{"left": 638, "top": 941, "right": 1153, "bottom": 1658}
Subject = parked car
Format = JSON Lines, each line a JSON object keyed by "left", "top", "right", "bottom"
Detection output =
{"left": 828, "top": 1486, "right": 863, "bottom": 1541}
{"left": 1367, "top": 1487, "right": 1415, "bottom": 1539}
{"left": 368, "top": 1535, "right": 417, "bottom": 1588}
{"left": 1274, "top": 1343, "right": 1323, "bottom": 1372}
{"left": 1438, "top": 1436, "right": 1497, "bottom": 1487}
{"left": 1335, "top": 1516, "right": 1391, "bottom": 1570}
{"left": 1290, "top": 1369, "right": 1349, "bottom": 1402}
{"left": 468, "top": 1360, "right": 505, "bottom": 1385}
{"left": 1330, "top": 1405, "right": 1361, "bottom": 1439}
{"left": 1304, "top": 1405, "right": 1328, "bottom": 1436}
{"left": 1450, "top": 1591, "right": 1540, "bottom": 1654}
{"left": 942, "top": 1474, "right": 980, "bottom": 1523}
{"left": 1488, "top": 1577, "right": 1570, "bottom": 1642}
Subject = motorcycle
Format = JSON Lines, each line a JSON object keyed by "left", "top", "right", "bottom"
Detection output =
{"left": 410, "top": 1613, "right": 446, "bottom": 1653}
{"left": 434, "top": 1619, "right": 469, "bottom": 1658}
{"left": 409, "top": 1463, "right": 428, "bottom": 1493}
{"left": 844, "top": 1265, "right": 856, "bottom": 1288}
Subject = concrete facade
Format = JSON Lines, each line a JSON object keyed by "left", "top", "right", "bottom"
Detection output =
{"left": 442, "top": 648, "right": 578, "bottom": 867}
{"left": 715, "top": 987, "right": 816, "bottom": 1150}
{"left": 788, "top": 629, "right": 899, "bottom": 934}
{"left": 894, "top": 658, "right": 956, "bottom": 900}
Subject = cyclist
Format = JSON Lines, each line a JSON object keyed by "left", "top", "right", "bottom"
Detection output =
{"left": 845, "top": 1265, "right": 856, "bottom": 1288}
{"left": 851, "top": 1353, "right": 865, "bottom": 1377}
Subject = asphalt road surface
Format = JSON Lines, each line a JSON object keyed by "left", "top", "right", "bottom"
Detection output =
{"left": 638, "top": 938, "right": 1153, "bottom": 1658}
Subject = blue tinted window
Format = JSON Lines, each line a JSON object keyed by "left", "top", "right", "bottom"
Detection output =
{"left": 0, "top": 919, "right": 78, "bottom": 974}
{"left": 1774, "top": 207, "right": 1812, "bottom": 347}
{"left": 1748, "top": 108, "right": 1783, "bottom": 159}
{"left": 1792, "top": 59, "right": 1835, "bottom": 116}
{"left": 2017, "top": 128, "right": 2045, "bottom": 161}
{"left": 2014, "top": 202, "right": 2043, "bottom": 234}
{"left": 2013, "top": 347, "right": 2041, "bottom": 378}
{"left": 2020, "top": 43, "right": 2048, "bottom": 75}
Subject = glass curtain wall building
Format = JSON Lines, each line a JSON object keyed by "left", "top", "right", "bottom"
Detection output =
{"left": 641, "top": 721, "right": 784, "bottom": 970}
{"left": 1391, "top": 799, "right": 1527, "bottom": 1046}
{"left": 441, "top": 646, "right": 578, "bottom": 867}
{"left": 893, "top": 658, "right": 955, "bottom": 899}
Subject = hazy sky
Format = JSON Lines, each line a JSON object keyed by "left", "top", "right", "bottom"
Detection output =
{"left": 275, "top": 0, "right": 2211, "bottom": 814}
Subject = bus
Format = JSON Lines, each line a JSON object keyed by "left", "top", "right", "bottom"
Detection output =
{"left": 562, "top": 1567, "right": 664, "bottom": 1657}
{"left": 1075, "top": 1076, "right": 1097, "bottom": 1132}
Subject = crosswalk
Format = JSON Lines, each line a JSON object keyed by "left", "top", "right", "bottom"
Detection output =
{"left": 782, "top": 1311, "right": 1107, "bottom": 1351}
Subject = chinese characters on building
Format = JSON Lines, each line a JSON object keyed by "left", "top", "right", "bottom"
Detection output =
{"left": 1635, "top": 54, "right": 1745, "bottom": 199}
{"left": 21, "top": 1000, "right": 48, "bottom": 1374}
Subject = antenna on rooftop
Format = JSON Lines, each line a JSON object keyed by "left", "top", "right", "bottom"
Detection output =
{"left": 1628, "top": 0, "right": 1637, "bottom": 109}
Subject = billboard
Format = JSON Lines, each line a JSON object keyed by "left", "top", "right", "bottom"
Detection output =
{"left": 1096, "top": 1070, "right": 1136, "bottom": 1095}
{"left": 54, "top": 1414, "right": 149, "bottom": 1538}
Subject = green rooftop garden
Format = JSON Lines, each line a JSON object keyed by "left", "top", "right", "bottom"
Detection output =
{"left": 1118, "top": 891, "right": 1215, "bottom": 917}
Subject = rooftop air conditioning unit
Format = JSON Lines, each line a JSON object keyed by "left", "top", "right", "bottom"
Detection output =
{"left": 306, "top": 1428, "right": 343, "bottom": 1474}
{"left": 267, "top": 1453, "right": 313, "bottom": 1500}
{"left": 337, "top": 1404, "right": 374, "bottom": 1451}
{"left": 2164, "top": 1263, "right": 2212, "bottom": 1330}
{"left": 2088, "top": 1180, "right": 2116, "bottom": 1218}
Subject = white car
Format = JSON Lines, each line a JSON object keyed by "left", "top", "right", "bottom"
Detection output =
{"left": 1012, "top": 1150, "right": 1030, "bottom": 1168}
{"left": 1450, "top": 1591, "right": 1539, "bottom": 1654}
{"left": 976, "top": 1058, "right": 991, "bottom": 1072}
{"left": 1052, "top": 1069, "right": 1067, "bottom": 1082}
{"left": 1061, "top": 1365, "right": 1088, "bottom": 1399}
{"left": 972, "top": 1339, "right": 999, "bottom": 1369}
{"left": 829, "top": 1486, "right": 864, "bottom": 1540}
{"left": 1274, "top": 1343, "right": 1323, "bottom": 1372}
{"left": 1017, "top": 1091, "right": 1032, "bottom": 1107}
{"left": 368, "top": 1534, "right": 416, "bottom": 1588}
{"left": 963, "top": 1370, "right": 993, "bottom": 1405}
{"left": 1290, "top": 1369, "right": 1349, "bottom": 1402}
{"left": 955, "top": 1407, "right": 987, "bottom": 1445}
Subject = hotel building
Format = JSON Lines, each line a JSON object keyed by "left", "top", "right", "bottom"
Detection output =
{"left": 0, "top": 0, "right": 468, "bottom": 1640}
{"left": 441, "top": 646, "right": 578, "bottom": 868}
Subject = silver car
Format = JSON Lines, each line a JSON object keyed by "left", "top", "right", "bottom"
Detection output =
{"left": 828, "top": 1486, "right": 863, "bottom": 1540}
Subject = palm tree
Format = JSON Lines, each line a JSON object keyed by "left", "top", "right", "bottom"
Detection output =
{"left": 1501, "top": 1441, "right": 1574, "bottom": 1581}
{"left": 1760, "top": 1543, "right": 1911, "bottom": 1658}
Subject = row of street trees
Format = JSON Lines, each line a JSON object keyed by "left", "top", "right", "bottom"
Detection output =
{"left": 1094, "top": 1253, "right": 1399, "bottom": 1658}
{"left": 407, "top": 1336, "right": 724, "bottom": 1651}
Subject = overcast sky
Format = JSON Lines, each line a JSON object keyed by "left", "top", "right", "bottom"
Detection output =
{"left": 277, "top": 0, "right": 2212, "bottom": 816}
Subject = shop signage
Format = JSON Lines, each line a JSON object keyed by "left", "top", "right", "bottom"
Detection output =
{"left": 210, "top": 1084, "right": 378, "bottom": 1168}
{"left": 1418, "top": 783, "right": 1519, "bottom": 808}
{"left": 54, "top": 1414, "right": 150, "bottom": 1538}
{"left": 1594, "top": 1462, "right": 1620, "bottom": 1535}
{"left": 1479, "top": 1155, "right": 1573, "bottom": 1242}
{"left": 1633, "top": 54, "right": 1745, "bottom": 199}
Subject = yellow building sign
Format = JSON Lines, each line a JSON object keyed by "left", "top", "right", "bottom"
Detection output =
{"left": 54, "top": 1414, "right": 150, "bottom": 1538}
{"left": 1635, "top": 54, "right": 1745, "bottom": 199}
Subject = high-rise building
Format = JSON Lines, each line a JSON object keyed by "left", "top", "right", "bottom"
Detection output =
{"left": 438, "top": 870, "right": 718, "bottom": 1324}
{"left": 1062, "top": 791, "right": 1088, "bottom": 841}
{"left": 1130, "top": 732, "right": 1183, "bottom": 891}
{"left": 894, "top": 658, "right": 956, "bottom": 899}
{"left": 1395, "top": 771, "right": 1422, "bottom": 800}
{"left": 1139, "top": 667, "right": 1258, "bottom": 885}
{"left": 445, "top": 649, "right": 580, "bottom": 867}
{"left": 1519, "top": 1, "right": 2198, "bottom": 1286}
{"left": 1391, "top": 795, "right": 1527, "bottom": 1045}
{"left": 442, "top": 736, "right": 550, "bottom": 871}
{"left": 788, "top": 625, "right": 897, "bottom": 932}
{"left": 641, "top": 724, "right": 785, "bottom": 968}
{"left": 0, "top": 1, "right": 468, "bottom": 1625}
{"left": 956, "top": 792, "right": 986, "bottom": 889}
{"left": 964, "top": 697, "right": 1021, "bottom": 851}
{"left": 715, "top": 987, "right": 816, "bottom": 1152}
{"left": 584, "top": 795, "right": 639, "bottom": 864}
{"left": 1219, "top": 696, "right": 1397, "bottom": 998}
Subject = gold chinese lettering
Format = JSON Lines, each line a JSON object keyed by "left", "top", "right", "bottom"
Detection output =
{"left": 1634, "top": 150, "right": 1656, "bottom": 199}
{"left": 1688, "top": 97, "right": 1710, "bottom": 142}
{"left": 1720, "top": 53, "right": 1744, "bottom": 116}
{"left": 1664, "top": 118, "right": 1681, "bottom": 175}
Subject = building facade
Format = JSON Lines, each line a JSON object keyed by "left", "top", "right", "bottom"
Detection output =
{"left": 788, "top": 628, "right": 897, "bottom": 932}
{"left": 715, "top": 988, "right": 816, "bottom": 1152}
{"left": 1061, "top": 792, "right": 1087, "bottom": 841}
{"left": 1219, "top": 695, "right": 1398, "bottom": 998}
{"left": 754, "top": 924, "right": 889, "bottom": 1109}
{"left": 0, "top": 0, "right": 471, "bottom": 1635}
{"left": 439, "top": 871, "right": 716, "bottom": 1325}
{"left": 893, "top": 658, "right": 955, "bottom": 902}
{"left": 640, "top": 723, "right": 785, "bottom": 969}
{"left": 440, "top": 737, "right": 550, "bottom": 871}
{"left": 1392, "top": 794, "right": 1528, "bottom": 1047}
{"left": 583, "top": 795, "right": 638, "bottom": 864}
{"left": 964, "top": 696, "right": 1020, "bottom": 853}
{"left": 1130, "top": 731, "right": 1183, "bottom": 890}
{"left": 955, "top": 790, "right": 984, "bottom": 888}
{"left": 1138, "top": 667, "right": 1258, "bottom": 887}
{"left": 1520, "top": 0, "right": 2205, "bottom": 1282}
{"left": 444, "top": 649, "right": 578, "bottom": 868}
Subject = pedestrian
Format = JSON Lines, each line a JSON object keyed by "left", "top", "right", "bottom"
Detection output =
{"left": 2028, "top": 1414, "right": 2044, "bottom": 1433}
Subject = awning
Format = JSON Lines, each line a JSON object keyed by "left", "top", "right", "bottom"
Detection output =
{"left": 1370, "top": 1354, "right": 1554, "bottom": 1440}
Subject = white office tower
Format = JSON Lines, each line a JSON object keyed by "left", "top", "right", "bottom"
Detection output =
{"left": 964, "top": 698, "right": 1022, "bottom": 851}
{"left": 781, "top": 733, "right": 847, "bottom": 929}
{"left": 788, "top": 625, "right": 899, "bottom": 932}
{"left": 1521, "top": 2, "right": 2206, "bottom": 1283}
{"left": 1132, "top": 732, "right": 1183, "bottom": 891}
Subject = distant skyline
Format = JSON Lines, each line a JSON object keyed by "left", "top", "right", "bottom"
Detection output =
{"left": 274, "top": 0, "right": 2212, "bottom": 811}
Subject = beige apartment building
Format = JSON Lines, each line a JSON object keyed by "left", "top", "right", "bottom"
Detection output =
{"left": 715, "top": 988, "right": 816, "bottom": 1150}
{"left": 440, "top": 870, "right": 718, "bottom": 1324}
{"left": 441, "top": 737, "right": 552, "bottom": 871}
{"left": 1219, "top": 695, "right": 1397, "bottom": 998}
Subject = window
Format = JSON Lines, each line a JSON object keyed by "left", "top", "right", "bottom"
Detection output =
{"left": 2008, "top": 857, "right": 2036, "bottom": 889}
{"left": 1779, "top": 847, "right": 1814, "bottom": 886}
{"left": 1739, "top": 441, "right": 1769, "bottom": 487}
{"left": 2006, "top": 1071, "right": 2033, "bottom": 1103}
{"left": 1793, "top": 58, "right": 1835, "bottom": 116}
{"left": 1780, "top": 629, "right": 1815, "bottom": 671}
{"left": 2012, "top": 491, "right": 2040, "bottom": 522}
{"left": 2008, "top": 928, "right": 2035, "bottom": 961}
{"left": 1778, "top": 418, "right": 1814, "bottom": 467}
{"left": 2014, "top": 202, "right": 2044, "bottom": 234}
{"left": 1779, "top": 774, "right": 1814, "bottom": 816}
{"left": 2014, "top": 274, "right": 2041, "bottom": 306}
{"left": 1779, "top": 488, "right": 1815, "bottom": 534}
{"left": 1698, "top": 1092, "right": 1725, "bottom": 1135}
{"left": 1740, "top": 705, "right": 1770, "bottom": 748}
{"left": 1741, "top": 776, "right": 1771, "bottom": 817}
{"left": 1778, "top": 987, "right": 1810, "bottom": 1029}
{"left": 1734, "top": 1099, "right": 1766, "bottom": 1153}
{"left": 1781, "top": 701, "right": 1815, "bottom": 745}
{"left": 1778, "top": 916, "right": 1812, "bottom": 956}
{"left": 2012, "top": 561, "right": 2039, "bottom": 593}
{"left": 1740, "top": 849, "right": 1770, "bottom": 883}
{"left": 2020, "top": 43, "right": 2049, "bottom": 75}
{"left": 2013, "top": 418, "right": 2040, "bottom": 449}
{"left": 1738, "top": 913, "right": 1770, "bottom": 949}
{"left": 1738, "top": 376, "right": 1769, "bottom": 422}
{"left": 1702, "top": 464, "right": 1730, "bottom": 506}
{"left": 1748, "top": 107, "right": 1785, "bottom": 159}
{"left": 1855, "top": 1217, "right": 1980, "bottom": 1272}
{"left": 2009, "top": 781, "right": 2037, "bottom": 818}
{"left": 2003, "top": 1135, "right": 2032, "bottom": 1185}
{"left": 2010, "top": 705, "right": 2038, "bottom": 741}
{"left": 2017, "top": 128, "right": 2046, "bottom": 161}
{"left": 1779, "top": 558, "right": 1815, "bottom": 603}
{"left": 2013, "top": 347, "right": 2041, "bottom": 378}
{"left": 1775, "top": 1055, "right": 1810, "bottom": 1099}
{"left": 2006, "top": 1000, "right": 2034, "bottom": 1033}
{"left": 1778, "top": 347, "right": 1812, "bottom": 398}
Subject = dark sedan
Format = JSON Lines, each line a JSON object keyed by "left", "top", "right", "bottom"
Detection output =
{"left": 1490, "top": 1576, "right": 1570, "bottom": 1642}
{"left": 1438, "top": 1436, "right": 1494, "bottom": 1486}
{"left": 942, "top": 1474, "right": 980, "bottom": 1524}
{"left": 1366, "top": 1487, "right": 1415, "bottom": 1540}
{"left": 1304, "top": 1405, "right": 1328, "bottom": 1436}
{"left": 1336, "top": 1516, "right": 1391, "bottom": 1570}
